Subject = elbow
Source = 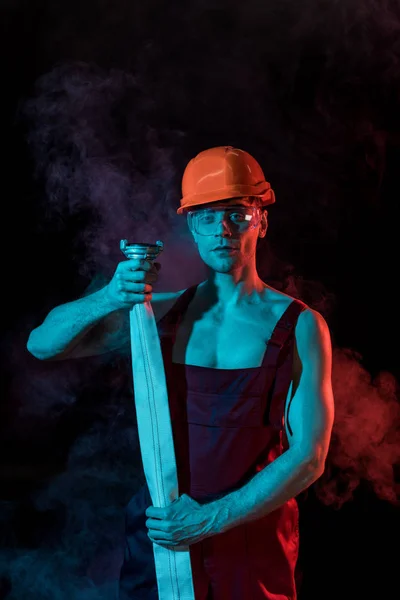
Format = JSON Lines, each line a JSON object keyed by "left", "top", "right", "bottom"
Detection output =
{"left": 26, "top": 336, "right": 71, "bottom": 361}
{"left": 26, "top": 331, "right": 51, "bottom": 360}
{"left": 26, "top": 333, "right": 40, "bottom": 358}
{"left": 295, "top": 444, "right": 327, "bottom": 482}
{"left": 296, "top": 456, "right": 325, "bottom": 488}
{"left": 307, "top": 456, "right": 326, "bottom": 482}
{"left": 26, "top": 341, "right": 47, "bottom": 360}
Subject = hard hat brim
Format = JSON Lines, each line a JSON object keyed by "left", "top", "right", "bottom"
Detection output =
{"left": 177, "top": 185, "right": 275, "bottom": 215}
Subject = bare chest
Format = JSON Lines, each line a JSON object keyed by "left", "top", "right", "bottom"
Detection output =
{"left": 172, "top": 304, "right": 284, "bottom": 369}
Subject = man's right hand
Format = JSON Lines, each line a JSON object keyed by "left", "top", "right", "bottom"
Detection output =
{"left": 104, "top": 259, "right": 161, "bottom": 310}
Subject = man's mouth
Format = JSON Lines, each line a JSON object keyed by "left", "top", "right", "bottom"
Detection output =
{"left": 213, "top": 245, "right": 238, "bottom": 251}
{"left": 213, "top": 246, "right": 238, "bottom": 253}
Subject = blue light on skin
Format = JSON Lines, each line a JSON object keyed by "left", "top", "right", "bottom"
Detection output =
{"left": 186, "top": 197, "right": 269, "bottom": 308}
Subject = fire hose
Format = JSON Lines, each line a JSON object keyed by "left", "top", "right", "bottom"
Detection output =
{"left": 120, "top": 239, "right": 195, "bottom": 600}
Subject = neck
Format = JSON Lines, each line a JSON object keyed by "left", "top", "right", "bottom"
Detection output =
{"left": 202, "top": 264, "right": 266, "bottom": 307}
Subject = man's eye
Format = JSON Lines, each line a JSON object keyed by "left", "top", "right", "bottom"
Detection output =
{"left": 230, "top": 212, "right": 246, "bottom": 221}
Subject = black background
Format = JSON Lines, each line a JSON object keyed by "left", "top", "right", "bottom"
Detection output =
{"left": 1, "top": 1, "right": 400, "bottom": 599}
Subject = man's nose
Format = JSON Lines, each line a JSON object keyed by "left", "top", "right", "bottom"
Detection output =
{"left": 214, "top": 217, "right": 233, "bottom": 236}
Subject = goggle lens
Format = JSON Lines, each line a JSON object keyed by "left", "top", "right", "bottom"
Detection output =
{"left": 188, "top": 206, "right": 260, "bottom": 236}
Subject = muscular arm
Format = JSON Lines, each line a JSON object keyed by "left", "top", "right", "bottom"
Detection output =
{"left": 26, "top": 285, "right": 129, "bottom": 360}
{"left": 27, "top": 284, "right": 184, "bottom": 360}
{"left": 209, "top": 307, "right": 335, "bottom": 531}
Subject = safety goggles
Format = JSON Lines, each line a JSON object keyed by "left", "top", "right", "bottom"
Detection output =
{"left": 187, "top": 204, "right": 261, "bottom": 236}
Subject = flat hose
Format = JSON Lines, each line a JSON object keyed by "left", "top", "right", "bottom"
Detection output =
{"left": 121, "top": 240, "right": 195, "bottom": 600}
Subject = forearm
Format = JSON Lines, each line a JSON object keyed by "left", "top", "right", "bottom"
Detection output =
{"left": 27, "top": 286, "right": 118, "bottom": 359}
{"left": 209, "top": 447, "right": 323, "bottom": 533}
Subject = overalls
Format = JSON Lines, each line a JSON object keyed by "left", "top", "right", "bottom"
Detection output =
{"left": 119, "top": 284, "right": 306, "bottom": 599}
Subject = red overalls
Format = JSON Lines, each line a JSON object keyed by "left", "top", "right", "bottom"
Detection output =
{"left": 119, "top": 284, "right": 306, "bottom": 600}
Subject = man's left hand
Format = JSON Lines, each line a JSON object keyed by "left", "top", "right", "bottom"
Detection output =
{"left": 145, "top": 494, "right": 221, "bottom": 548}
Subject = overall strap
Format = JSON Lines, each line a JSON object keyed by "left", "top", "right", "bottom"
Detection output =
{"left": 261, "top": 299, "right": 307, "bottom": 370}
{"left": 261, "top": 299, "right": 307, "bottom": 429}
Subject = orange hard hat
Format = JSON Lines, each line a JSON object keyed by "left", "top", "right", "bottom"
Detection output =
{"left": 177, "top": 146, "right": 275, "bottom": 214}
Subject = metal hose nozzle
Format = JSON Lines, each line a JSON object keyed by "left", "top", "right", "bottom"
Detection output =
{"left": 120, "top": 239, "right": 164, "bottom": 261}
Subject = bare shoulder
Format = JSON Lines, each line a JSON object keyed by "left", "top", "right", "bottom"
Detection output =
{"left": 264, "top": 285, "right": 329, "bottom": 339}
{"left": 264, "top": 286, "right": 332, "bottom": 380}
{"left": 151, "top": 289, "right": 186, "bottom": 322}
{"left": 295, "top": 306, "right": 332, "bottom": 361}
{"left": 262, "top": 285, "right": 303, "bottom": 317}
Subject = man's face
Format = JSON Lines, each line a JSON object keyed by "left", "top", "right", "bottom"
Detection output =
{"left": 187, "top": 197, "right": 268, "bottom": 273}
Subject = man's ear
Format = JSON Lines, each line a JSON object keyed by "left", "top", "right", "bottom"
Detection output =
{"left": 258, "top": 210, "right": 268, "bottom": 238}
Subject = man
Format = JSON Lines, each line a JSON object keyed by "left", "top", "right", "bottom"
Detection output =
{"left": 27, "top": 146, "right": 334, "bottom": 599}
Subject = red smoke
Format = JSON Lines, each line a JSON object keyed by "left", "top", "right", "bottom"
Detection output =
{"left": 314, "top": 348, "right": 400, "bottom": 508}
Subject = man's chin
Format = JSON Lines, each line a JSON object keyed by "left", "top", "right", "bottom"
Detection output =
{"left": 209, "top": 259, "right": 241, "bottom": 273}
